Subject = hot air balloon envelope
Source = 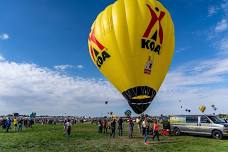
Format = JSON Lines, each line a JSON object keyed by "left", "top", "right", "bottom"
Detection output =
{"left": 88, "top": 0, "right": 175, "bottom": 114}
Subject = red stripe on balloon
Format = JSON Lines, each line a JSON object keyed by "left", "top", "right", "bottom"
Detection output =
{"left": 143, "top": 4, "right": 158, "bottom": 38}
{"left": 89, "top": 45, "right": 95, "bottom": 61}
{"left": 89, "top": 30, "right": 105, "bottom": 51}
{"left": 143, "top": 4, "right": 165, "bottom": 44}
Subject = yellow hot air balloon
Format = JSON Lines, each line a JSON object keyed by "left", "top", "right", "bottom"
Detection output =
{"left": 199, "top": 105, "right": 206, "bottom": 113}
{"left": 88, "top": 0, "right": 175, "bottom": 114}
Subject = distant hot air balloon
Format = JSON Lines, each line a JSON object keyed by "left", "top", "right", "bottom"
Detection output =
{"left": 88, "top": 0, "right": 175, "bottom": 114}
{"left": 105, "top": 101, "right": 108, "bottom": 105}
{"left": 125, "top": 110, "right": 132, "bottom": 117}
{"left": 211, "top": 104, "right": 217, "bottom": 111}
{"left": 199, "top": 105, "right": 206, "bottom": 113}
{"left": 185, "top": 109, "right": 191, "bottom": 113}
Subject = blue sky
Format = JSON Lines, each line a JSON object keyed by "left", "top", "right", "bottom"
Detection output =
{"left": 0, "top": 0, "right": 228, "bottom": 116}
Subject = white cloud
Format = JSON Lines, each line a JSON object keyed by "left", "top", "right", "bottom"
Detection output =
{"left": 0, "top": 55, "right": 5, "bottom": 61}
{"left": 208, "top": 6, "right": 218, "bottom": 16}
{"left": 151, "top": 56, "right": 228, "bottom": 115}
{"left": 164, "top": 57, "right": 228, "bottom": 87}
{"left": 176, "top": 47, "right": 189, "bottom": 53}
{"left": 54, "top": 65, "right": 73, "bottom": 70}
{"left": 2, "top": 55, "right": 228, "bottom": 116}
{"left": 221, "top": 0, "right": 228, "bottom": 15}
{"left": 207, "top": 1, "right": 228, "bottom": 17}
{"left": 219, "top": 38, "right": 228, "bottom": 52}
{"left": 76, "top": 65, "right": 84, "bottom": 69}
{"left": 0, "top": 33, "right": 9, "bottom": 40}
{"left": 0, "top": 60, "right": 123, "bottom": 116}
{"left": 215, "top": 19, "right": 228, "bottom": 32}
{"left": 54, "top": 64, "right": 84, "bottom": 70}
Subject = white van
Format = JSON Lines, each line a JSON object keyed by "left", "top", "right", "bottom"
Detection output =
{"left": 170, "top": 115, "right": 228, "bottom": 139}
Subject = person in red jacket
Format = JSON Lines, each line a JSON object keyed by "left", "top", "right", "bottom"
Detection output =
{"left": 153, "top": 120, "right": 160, "bottom": 141}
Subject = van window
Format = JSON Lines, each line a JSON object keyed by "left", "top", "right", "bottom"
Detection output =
{"left": 186, "top": 116, "right": 198, "bottom": 123}
{"left": 201, "top": 116, "right": 210, "bottom": 123}
{"left": 170, "top": 116, "right": 186, "bottom": 124}
{"left": 208, "top": 116, "right": 226, "bottom": 124}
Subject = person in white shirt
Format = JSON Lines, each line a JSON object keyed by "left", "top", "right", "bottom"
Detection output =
{"left": 65, "top": 119, "right": 72, "bottom": 141}
{"left": 142, "top": 117, "right": 149, "bottom": 145}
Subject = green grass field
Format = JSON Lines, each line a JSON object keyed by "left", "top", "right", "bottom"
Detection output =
{"left": 0, "top": 123, "right": 228, "bottom": 152}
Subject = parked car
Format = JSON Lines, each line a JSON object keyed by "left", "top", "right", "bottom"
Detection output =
{"left": 170, "top": 115, "right": 228, "bottom": 139}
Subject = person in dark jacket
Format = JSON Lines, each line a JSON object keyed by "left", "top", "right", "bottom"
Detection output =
{"left": 128, "top": 117, "right": 134, "bottom": 138}
{"left": 2, "top": 118, "right": 6, "bottom": 129}
{"left": 117, "top": 117, "right": 123, "bottom": 136}
{"left": 110, "top": 119, "right": 116, "bottom": 138}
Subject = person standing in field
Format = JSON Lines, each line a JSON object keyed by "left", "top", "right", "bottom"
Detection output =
{"left": 5, "top": 117, "right": 11, "bottom": 133}
{"left": 2, "top": 117, "right": 6, "bottom": 130}
{"left": 18, "top": 118, "right": 23, "bottom": 132}
{"left": 13, "top": 117, "right": 18, "bottom": 132}
{"left": 142, "top": 116, "right": 149, "bottom": 145}
{"left": 64, "top": 118, "right": 67, "bottom": 135}
{"left": 103, "top": 118, "right": 108, "bottom": 134}
{"left": 98, "top": 119, "right": 103, "bottom": 133}
{"left": 136, "top": 117, "right": 142, "bottom": 134}
{"left": 117, "top": 117, "right": 123, "bottom": 136}
{"left": 128, "top": 117, "right": 134, "bottom": 138}
{"left": 153, "top": 119, "right": 160, "bottom": 141}
{"left": 110, "top": 119, "right": 116, "bottom": 138}
{"left": 0, "top": 117, "right": 3, "bottom": 127}
{"left": 29, "top": 119, "right": 34, "bottom": 128}
{"left": 24, "top": 118, "right": 29, "bottom": 128}
{"left": 65, "top": 119, "right": 72, "bottom": 141}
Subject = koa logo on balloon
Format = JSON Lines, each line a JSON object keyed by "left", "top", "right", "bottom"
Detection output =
{"left": 141, "top": 4, "right": 165, "bottom": 55}
{"left": 89, "top": 30, "right": 111, "bottom": 68}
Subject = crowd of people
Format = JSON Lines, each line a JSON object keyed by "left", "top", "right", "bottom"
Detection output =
{"left": 0, "top": 117, "right": 34, "bottom": 133}
{"left": 1, "top": 114, "right": 167, "bottom": 145}
{"left": 97, "top": 114, "right": 164, "bottom": 145}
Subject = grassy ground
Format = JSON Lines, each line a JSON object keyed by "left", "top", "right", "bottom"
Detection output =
{"left": 0, "top": 123, "right": 228, "bottom": 152}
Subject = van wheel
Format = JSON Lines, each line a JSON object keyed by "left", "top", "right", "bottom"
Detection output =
{"left": 212, "top": 130, "right": 223, "bottom": 139}
{"left": 173, "top": 128, "right": 181, "bottom": 136}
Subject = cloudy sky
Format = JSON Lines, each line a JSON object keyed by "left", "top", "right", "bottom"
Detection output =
{"left": 0, "top": 0, "right": 228, "bottom": 116}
